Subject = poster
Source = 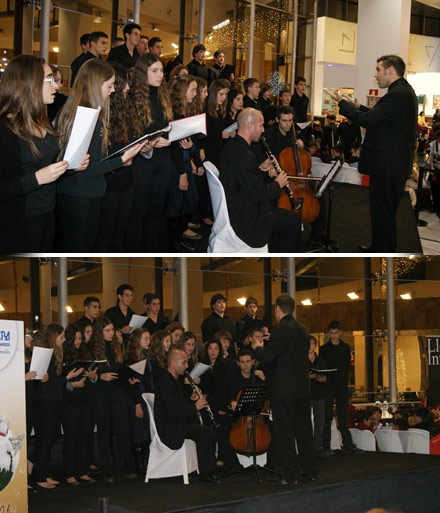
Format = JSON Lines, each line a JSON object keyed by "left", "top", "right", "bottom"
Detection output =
{"left": 0, "top": 320, "right": 27, "bottom": 513}
{"left": 322, "top": 88, "right": 354, "bottom": 117}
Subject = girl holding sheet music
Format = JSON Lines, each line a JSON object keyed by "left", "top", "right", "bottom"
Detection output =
{"left": 61, "top": 325, "right": 97, "bottom": 486}
{"left": 0, "top": 55, "right": 88, "bottom": 253}
{"left": 32, "top": 324, "right": 84, "bottom": 490}
{"left": 55, "top": 59, "right": 143, "bottom": 252}
{"left": 167, "top": 74, "right": 202, "bottom": 251}
{"left": 224, "top": 88, "right": 243, "bottom": 131}
{"left": 125, "top": 53, "right": 173, "bottom": 252}
{"left": 91, "top": 318, "right": 133, "bottom": 481}
{"left": 125, "top": 328, "right": 152, "bottom": 475}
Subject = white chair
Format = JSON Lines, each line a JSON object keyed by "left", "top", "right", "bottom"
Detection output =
{"left": 403, "top": 429, "right": 430, "bottom": 454}
{"left": 330, "top": 419, "right": 342, "bottom": 450}
{"left": 204, "top": 161, "right": 268, "bottom": 253}
{"left": 375, "top": 428, "right": 404, "bottom": 453}
{"left": 350, "top": 428, "right": 376, "bottom": 452}
{"left": 142, "top": 393, "right": 199, "bottom": 484}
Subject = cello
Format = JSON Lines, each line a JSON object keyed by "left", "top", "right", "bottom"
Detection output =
{"left": 278, "top": 126, "right": 320, "bottom": 224}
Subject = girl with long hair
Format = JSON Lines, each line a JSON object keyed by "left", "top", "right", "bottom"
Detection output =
{"left": 95, "top": 62, "right": 155, "bottom": 252}
{"left": 146, "top": 329, "right": 171, "bottom": 390}
{"left": 168, "top": 64, "right": 188, "bottom": 87}
{"left": 56, "top": 58, "right": 142, "bottom": 251}
{"left": 125, "top": 53, "right": 173, "bottom": 251}
{"left": 0, "top": 55, "right": 87, "bottom": 252}
{"left": 224, "top": 88, "right": 243, "bottom": 129}
{"left": 179, "top": 331, "right": 199, "bottom": 371}
{"left": 61, "top": 325, "right": 97, "bottom": 485}
{"left": 125, "top": 328, "right": 152, "bottom": 474}
{"left": 32, "top": 324, "right": 83, "bottom": 489}
{"left": 91, "top": 317, "right": 133, "bottom": 481}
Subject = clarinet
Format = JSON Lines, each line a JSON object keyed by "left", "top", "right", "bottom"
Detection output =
{"left": 260, "top": 135, "right": 302, "bottom": 211}
{"left": 184, "top": 371, "right": 220, "bottom": 429}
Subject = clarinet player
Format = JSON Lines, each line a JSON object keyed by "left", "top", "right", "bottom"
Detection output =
{"left": 154, "top": 349, "right": 221, "bottom": 484}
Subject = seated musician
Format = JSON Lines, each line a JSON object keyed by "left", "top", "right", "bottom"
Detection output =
{"left": 154, "top": 349, "right": 220, "bottom": 483}
{"left": 230, "top": 349, "right": 266, "bottom": 408}
{"left": 219, "top": 108, "right": 301, "bottom": 252}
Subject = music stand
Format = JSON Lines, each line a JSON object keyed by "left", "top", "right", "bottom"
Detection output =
{"left": 232, "top": 385, "right": 277, "bottom": 483}
{"left": 309, "top": 157, "right": 344, "bottom": 253}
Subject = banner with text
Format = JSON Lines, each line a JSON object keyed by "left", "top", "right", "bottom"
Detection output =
{"left": 0, "top": 320, "right": 27, "bottom": 513}
{"left": 426, "top": 337, "right": 440, "bottom": 436}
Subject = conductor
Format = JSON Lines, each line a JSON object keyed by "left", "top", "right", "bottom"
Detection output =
{"left": 253, "top": 295, "right": 317, "bottom": 484}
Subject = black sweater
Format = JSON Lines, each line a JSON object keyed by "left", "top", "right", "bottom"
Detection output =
{"left": 319, "top": 340, "right": 351, "bottom": 388}
{"left": 57, "top": 119, "right": 123, "bottom": 198}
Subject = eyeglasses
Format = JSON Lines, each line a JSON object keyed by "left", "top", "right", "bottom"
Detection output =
{"left": 43, "top": 76, "right": 56, "bottom": 86}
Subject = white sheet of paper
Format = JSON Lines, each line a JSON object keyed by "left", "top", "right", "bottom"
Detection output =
{"left": 224, "top": 122, "right": 237, "bottom": 133}
{"left": 129, "top": 314, "right": 147, "bottom": 332}
{"left": 168, "top": 113, "right": 207, "bottom": 142}
{"left": 296, "top": 121, "right": 311, "bottom": 130}
{"left": 30, "top": 347, "right": 53, "bottom": 379}
{"left": 129, "top": 359, "right": 147, "bottom": 375}
{"left": 63, "top": 106, "right": 101, "bottom": 169}
{"left": 190, "top": 362, "right": 210, "bottom": 379}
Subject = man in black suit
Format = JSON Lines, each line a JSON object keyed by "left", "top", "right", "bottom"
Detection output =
{"left": 154, "top": 349, "right": 220, "bottom": 483}
{"left": 107, "top": 22, "right": 141, "bottom": 70}
{"left": 254, "top": 295, "right": 317, "bottom": 484}
{"left": 327, "top": 54, "right": 417, "bottom": 252}
{"left": 219, "top": 108, "right": 301, "bottom": 251}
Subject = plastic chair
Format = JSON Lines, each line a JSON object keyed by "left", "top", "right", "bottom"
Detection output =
{"left": 350, "top": 428, "right": 376, "bottom": 451}
{"left": 204, "top": 161, "right": 268, "bottom": 253}
{"left": 375, "top": 428, "right": 404, "bottom": 453}
{"left": 404, "top": 429, "right": 430, "bottom": 454}
{"left": 142, "top": 393, "right": 199, "bottom": 484}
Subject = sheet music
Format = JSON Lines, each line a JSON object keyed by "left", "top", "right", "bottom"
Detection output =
{"left": 168, "top": 113, "right": 207, "bottom": 142}
{"left": 63, "top": 106, "right": 101, "bottom": 169}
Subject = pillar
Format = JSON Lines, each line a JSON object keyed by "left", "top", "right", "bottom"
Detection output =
{"left": 56, "top": 258, "right": 68, "bottom": 328}
{"left": 40, "top": 260, "right": 52, "bottom": 325}
{"left": 386, "top": 257, "right": 397, "bottom": 404}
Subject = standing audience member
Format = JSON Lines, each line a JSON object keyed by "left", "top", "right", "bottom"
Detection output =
{"left": 321, "top": 113, "right": 339, "bottom": 151}
{"left": 56, "top": 59, "right": 142, "bottom": 252}
{"left": 319, "top": 320, "right": 360, "bottom": 455}
{"left": 107, "top": 22, "right": 141, "bottom": 70}
{"left": 125, "top": 54, "right": 173, "bottom": 252}
{"left": 0, "top": 55, "right": 82, "bottom": 253}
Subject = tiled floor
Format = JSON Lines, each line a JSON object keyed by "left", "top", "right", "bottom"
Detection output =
{"left": 418, "top": 211, "right": 440, "bottom": 254}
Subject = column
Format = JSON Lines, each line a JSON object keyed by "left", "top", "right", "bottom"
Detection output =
{"left": 56, "top": 258, "right": 68, "bottom": 328}
{"left": 386, "top": 257, "right": 397, "bottom": 404}
{"left": 286, "top": 257, "right": 296, "bottom": 315}
{"left": 198, "top": 0, "right": 205, "bottom": 44}
{"left": 40, "top": 0, "right": 51, "bottom": 61}
{"left": 178, "top": 258, "right": 189, "bottom": 331}
{"left": 356, "top": 0, "right": 411, "bottom": 105}
{"left": 40, "top": 261, "right": 52, "bottom": 325}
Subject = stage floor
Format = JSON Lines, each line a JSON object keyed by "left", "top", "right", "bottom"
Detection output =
{"left": 28, "top": 452, "right": 440, "bottom": 513}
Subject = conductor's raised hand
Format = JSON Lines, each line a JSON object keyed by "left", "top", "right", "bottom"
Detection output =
{"left": 195, "top": 395, "right": 209, "bottom": 411}
{"left": 324, "top": 88, "right": 344, "bottom": 102}
{"left": 35, "top": 160, "right": 68, "bottom": 185}
{"left": 342, "top": 95, "right": 360, "bottom": 108}
{"left": 274, "top": 170, "right": 289, "bottom": 189}
{"left": 121, "top": 142, "right": 143, "bottom": 166}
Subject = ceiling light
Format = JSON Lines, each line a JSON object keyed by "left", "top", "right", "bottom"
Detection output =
{"left": 237, "top": 297, "right": 246, "bottom": 306}
{"left": 0, "top": 303, "right": 4, "bottom": 311}
{"left": 171, "top": 43, "right": 178, "bottom": 49}
{"left": 52, "top": 47, "right": 59, "bottom": 53}
{"left": 347, "top": 292, "right": 359, "bottom": 300}
{"left": 213, "top": 19, "right": 230, "bottom": 31}
{"left": 400, "top": 293, "right": 412, "bottom": 300}
{"left": 301, "top": 299, "right": 312, "bottom": 306}
{"left": 66, "top": 306, "right": 73, "bottom": 313}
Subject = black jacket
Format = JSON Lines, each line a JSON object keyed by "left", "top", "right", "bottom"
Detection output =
{"left": 219, "top": 135, "right": 281, "bottom": 247}
{"left": 186, "top": 59, "right": 209, "bottom": 81}
{"left": 107, "top": 43, "right": 140, "bottom": 70}
{"left": 319, "top": 339, "right": 351, "bottom": 388}
{"left": 154, "top": 371, "right": 198, "bottom": 450}
{"left": 201, "top": 312, "right": 235, "bottom": 343}
{"left": 338, "top": 77, "right": 417, "bottom": 177}
{"left": 255, "top": 313, "right": 310, "bottom": 400}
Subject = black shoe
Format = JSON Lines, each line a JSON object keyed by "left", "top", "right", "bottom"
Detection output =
{"left": 169, "top": 240, "right": 196, "bottom": 252}
{"left": 198, "top": 473, "right": 221, "bottom": 484}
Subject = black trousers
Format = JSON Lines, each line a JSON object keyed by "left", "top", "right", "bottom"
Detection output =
{"left": 368, "top": 175, "right": 407, "bottom": 252}
{"left": 33, "top": 399, "right": 61, "bottom": 482}
{"left": 125, "top": 153, "right": 172, "bottom": 252}
{"left": 94, "top": 383, "right": 129, "bottom": 475}
{"left": 26, "top": 211, "right": 55, "bottom": 252}
{"left": 184, "top": 422, "right": 216, "bottom": 476}
{"left": 271, "top": 396, "right": 316, "bottom": 480}
{"left": 322, "top": 385, "right": 352, "bottom": 450}
{"left": 311, "top": 398, "right": 326, "bottom": 451}
{"left": 269, "top": 207, "right": 301, "bottom": 252}
{"left": 95, "top": 187, "right": 134, "bottom": 252}
{"left": 62, "top": 395, "right": 93, "bottom": 477}
{"left": 57, "top": 194, "right": 102, "bottom": 252}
